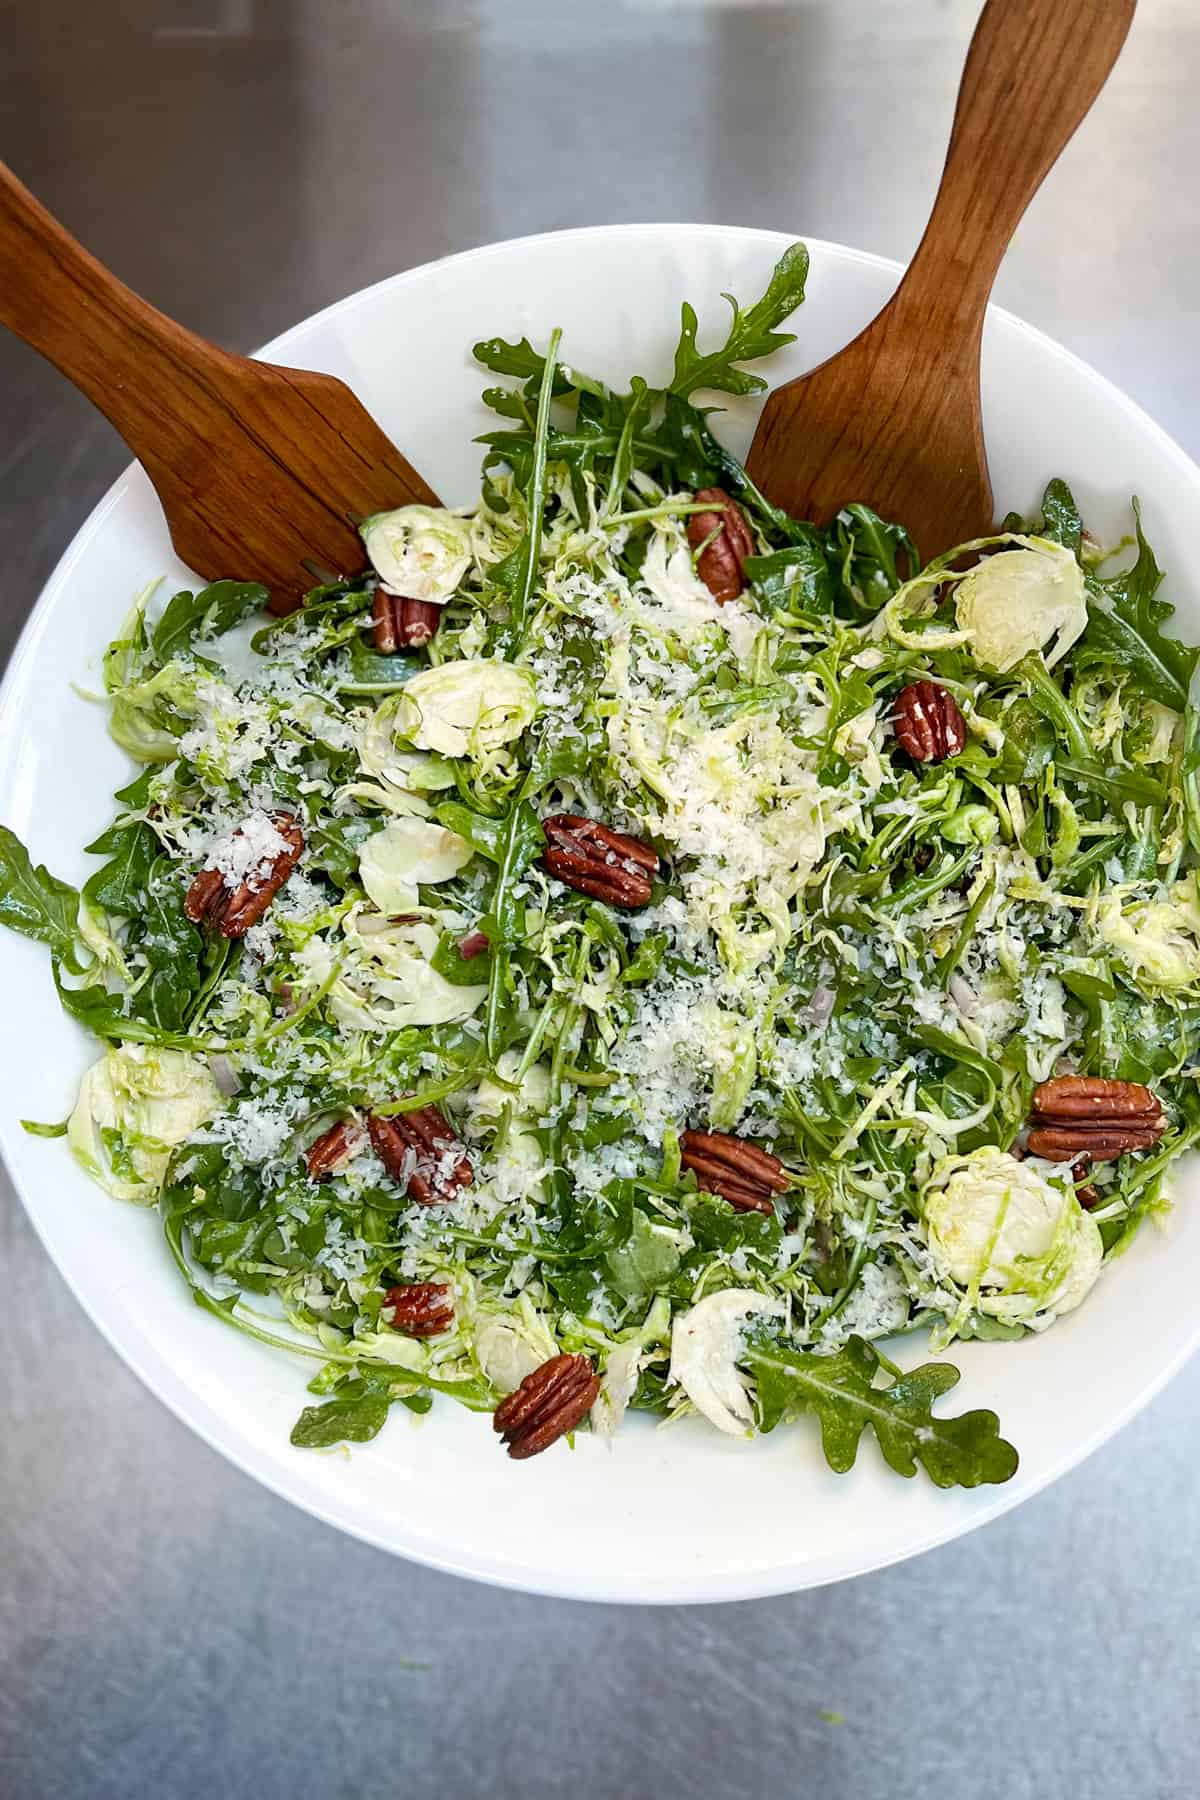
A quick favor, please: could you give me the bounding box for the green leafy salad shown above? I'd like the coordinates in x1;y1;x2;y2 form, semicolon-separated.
5;242;1200;1487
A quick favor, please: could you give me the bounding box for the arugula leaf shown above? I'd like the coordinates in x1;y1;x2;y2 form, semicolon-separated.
747;1337;1018;1488
669;242;808;399
522;733;601;796
0;825;84;970
114;767;155;811
1056;758;1164;809
1063;972;1200;1081
992;697;1055;783
249;574;373;654
164;1140;266;1229
491;327;562;654
650;393;808;542
874;845;977;916
473;335;548;381
1015;654;1094;765
908;1025;1005;1094
605;1209;682;1299
52;963;196;1045
829;504;918;609
82;820;158;915
603;375;649;516
130;864;204;1032
1079;502;1197;708
473;335;603;397
697;680;794;728
1038;477;1083;557
306;816;371;888
431;929;493;986
1182;662;1200;857
437;799;544;906
432;801;544;1053
483;800;546;1057
621;932;667;986
153;581;269;663
1003;656;1167;806
290;1380;392;1448
645;390;723;491
434;801;506;862
743;536;836;620
686;1198;781;1257
336;639;420;695
396;1392;434;1416
934;875;995;990
544;1176;635;1260
480;385;530;422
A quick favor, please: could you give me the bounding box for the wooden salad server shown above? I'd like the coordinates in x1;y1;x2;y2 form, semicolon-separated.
0;159;438;614
746;0;1137;560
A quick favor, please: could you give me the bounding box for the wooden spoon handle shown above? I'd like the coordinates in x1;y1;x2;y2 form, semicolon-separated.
0;159;231;447
898;0;1136;324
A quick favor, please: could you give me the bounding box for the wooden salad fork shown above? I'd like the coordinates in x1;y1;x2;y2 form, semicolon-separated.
0;159;438;614
746;0;1137;560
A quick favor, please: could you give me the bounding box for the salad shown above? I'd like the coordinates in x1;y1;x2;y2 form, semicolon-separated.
4;242;1200;1488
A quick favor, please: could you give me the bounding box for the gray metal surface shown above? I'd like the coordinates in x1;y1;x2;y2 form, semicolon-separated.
2;3;1197;1795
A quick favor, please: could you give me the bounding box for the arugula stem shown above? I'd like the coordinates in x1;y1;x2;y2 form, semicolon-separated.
812;1189;878;1330
874;846;976;914
606;501;717;529
548;937;591;1110
935;876;995;989
500;327;560;655
371;1058;485;1114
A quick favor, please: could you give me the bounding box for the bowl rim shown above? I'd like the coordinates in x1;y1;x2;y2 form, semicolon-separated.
5;220;1200;1603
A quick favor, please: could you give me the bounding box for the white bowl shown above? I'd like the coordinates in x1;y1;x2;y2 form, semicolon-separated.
3;224;1199;1603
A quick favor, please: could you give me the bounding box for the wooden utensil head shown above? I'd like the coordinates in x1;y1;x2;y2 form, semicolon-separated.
747;300;994;564
0;157;438;615
746;0;1136;562
138;354;439;613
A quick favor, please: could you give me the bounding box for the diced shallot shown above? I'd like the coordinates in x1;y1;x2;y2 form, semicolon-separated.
803;986;835;1027
207;1053;241;1097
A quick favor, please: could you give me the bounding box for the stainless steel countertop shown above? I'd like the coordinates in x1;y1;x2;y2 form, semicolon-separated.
2;4;1198;1795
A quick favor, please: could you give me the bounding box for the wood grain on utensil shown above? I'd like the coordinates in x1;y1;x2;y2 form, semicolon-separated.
0;160;438;613
746;0;1136;560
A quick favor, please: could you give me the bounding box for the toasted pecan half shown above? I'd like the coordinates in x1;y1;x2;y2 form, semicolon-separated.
1027;1076;1165;1161
541;814;658;909
383;1281;455;1338
680;1129;788;1216
492;1353;600;1460
686;488;755;604
184;813;305;939
367;1103;473;1204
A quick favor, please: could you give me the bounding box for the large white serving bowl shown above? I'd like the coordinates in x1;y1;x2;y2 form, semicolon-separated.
2;224;1199;1603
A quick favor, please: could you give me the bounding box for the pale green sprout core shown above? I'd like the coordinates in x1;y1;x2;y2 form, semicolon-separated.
923;1147;1103;1329
361;504;474;603
69;1046;222;1203
1095;877;1200;991
358;817;473;913
391;660;537;758
954;539;1087;673
668;1290;786;1436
